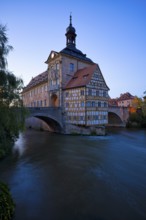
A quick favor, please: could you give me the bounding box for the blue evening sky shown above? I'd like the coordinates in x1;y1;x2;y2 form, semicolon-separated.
1;0;146;98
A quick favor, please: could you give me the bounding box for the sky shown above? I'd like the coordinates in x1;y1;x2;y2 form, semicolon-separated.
1;0;146;98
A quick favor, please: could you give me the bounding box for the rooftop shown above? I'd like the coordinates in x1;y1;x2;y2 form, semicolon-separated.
118;92;134;101
23;71;48;92
60;46;93;63
64;64;97;89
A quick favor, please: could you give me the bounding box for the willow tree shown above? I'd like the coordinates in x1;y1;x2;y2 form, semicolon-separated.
0;24;26;159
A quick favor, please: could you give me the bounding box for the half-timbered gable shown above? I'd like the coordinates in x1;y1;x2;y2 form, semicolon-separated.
64;64;109;126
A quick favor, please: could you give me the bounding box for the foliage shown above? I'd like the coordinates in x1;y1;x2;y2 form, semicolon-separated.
127;92;146;128
0;24;26;159
0;182;15;220
131;96;143;109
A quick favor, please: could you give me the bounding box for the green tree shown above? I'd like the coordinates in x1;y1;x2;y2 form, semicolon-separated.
0;182;15;220
0;24;26;159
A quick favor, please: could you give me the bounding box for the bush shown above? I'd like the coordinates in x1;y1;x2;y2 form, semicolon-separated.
127;112;146;128
0;182;15;220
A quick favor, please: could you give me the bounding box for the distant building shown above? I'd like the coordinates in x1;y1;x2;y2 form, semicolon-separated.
22;16;109;129
117;92;134;107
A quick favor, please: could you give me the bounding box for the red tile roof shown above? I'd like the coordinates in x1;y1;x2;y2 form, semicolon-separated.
22;71;48;92
64;64;97;89
118;92;134;101
108;98;118;106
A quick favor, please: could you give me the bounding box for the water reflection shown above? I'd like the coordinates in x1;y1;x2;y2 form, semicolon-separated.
13;133;25;157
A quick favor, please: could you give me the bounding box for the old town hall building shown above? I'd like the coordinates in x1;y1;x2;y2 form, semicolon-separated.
22;16;109;132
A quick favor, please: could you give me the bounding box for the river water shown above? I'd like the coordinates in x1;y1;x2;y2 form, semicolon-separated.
0;128;146;220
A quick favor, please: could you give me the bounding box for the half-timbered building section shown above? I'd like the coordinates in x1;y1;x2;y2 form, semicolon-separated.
64;64;109;126
22;71;48;107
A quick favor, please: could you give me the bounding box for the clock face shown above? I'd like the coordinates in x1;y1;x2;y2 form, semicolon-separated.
51;53;54;58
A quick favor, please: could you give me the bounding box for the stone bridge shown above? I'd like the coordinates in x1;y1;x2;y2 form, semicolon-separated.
108;106;129;126
26;106;129;132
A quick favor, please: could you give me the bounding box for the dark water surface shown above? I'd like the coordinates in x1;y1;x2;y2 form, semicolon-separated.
0;128;146;220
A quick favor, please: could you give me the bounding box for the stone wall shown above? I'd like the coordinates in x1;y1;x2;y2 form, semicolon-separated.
64;124;106;135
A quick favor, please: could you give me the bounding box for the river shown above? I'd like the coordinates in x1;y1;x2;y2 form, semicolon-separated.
0;128;146;220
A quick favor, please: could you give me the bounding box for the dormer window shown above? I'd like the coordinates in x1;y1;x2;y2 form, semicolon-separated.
72;76;77;80
83;74;89;79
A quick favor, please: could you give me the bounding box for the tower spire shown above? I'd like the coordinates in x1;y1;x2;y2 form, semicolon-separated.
65;14;77;48
70;13;72;26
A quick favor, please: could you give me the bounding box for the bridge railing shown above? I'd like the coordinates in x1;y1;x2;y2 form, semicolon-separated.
27;107;62;115
27;107;62;112
27;107;63;121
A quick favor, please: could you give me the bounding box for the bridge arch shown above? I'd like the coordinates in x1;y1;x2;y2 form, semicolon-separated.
108;106;129;126
108;112;123;126
34;115;63;133
26;107;64;133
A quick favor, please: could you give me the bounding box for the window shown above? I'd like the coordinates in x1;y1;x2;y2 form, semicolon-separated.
65;92;69;97
80;116;84;120
80;90;84;96
86;101;91;107
88;89;92;96
56;63;59;70
99;90;103;96
95;115;99;120
66;102;69;107
103;91;107;97
81;101;84;107
70;63;74;72
96;90;99;96
98;102;101;107
103;115;107;120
